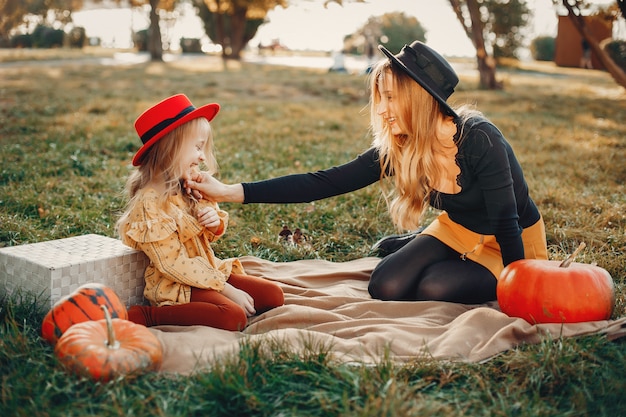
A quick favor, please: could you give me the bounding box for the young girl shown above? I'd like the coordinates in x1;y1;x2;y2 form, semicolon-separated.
117;94;284;331
185;41;548;305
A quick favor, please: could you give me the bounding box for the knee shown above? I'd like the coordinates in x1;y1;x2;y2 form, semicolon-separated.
368;267;398;301
414;278;450;302
415;274;497;304
269;283;285;307
257;286;285;313
220;307;248;331
212;300;249;330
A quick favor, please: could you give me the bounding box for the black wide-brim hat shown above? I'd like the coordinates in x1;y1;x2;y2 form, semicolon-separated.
132;94;220;166
378;41;459;118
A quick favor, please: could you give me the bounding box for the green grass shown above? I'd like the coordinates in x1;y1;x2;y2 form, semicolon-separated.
1;50;625;416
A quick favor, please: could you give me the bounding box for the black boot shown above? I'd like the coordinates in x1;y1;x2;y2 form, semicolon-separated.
370;228;424;257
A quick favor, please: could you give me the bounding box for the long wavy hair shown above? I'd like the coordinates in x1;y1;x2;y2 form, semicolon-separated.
369;59;471;230
116;118;217;235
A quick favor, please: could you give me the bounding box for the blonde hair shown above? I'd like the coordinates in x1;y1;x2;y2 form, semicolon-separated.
116;118;217;235
369;60;465;230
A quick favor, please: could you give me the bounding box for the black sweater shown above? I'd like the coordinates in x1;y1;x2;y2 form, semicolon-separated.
242;117;541;266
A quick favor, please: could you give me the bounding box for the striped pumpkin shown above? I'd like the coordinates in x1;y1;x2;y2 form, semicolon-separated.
41;283;128;345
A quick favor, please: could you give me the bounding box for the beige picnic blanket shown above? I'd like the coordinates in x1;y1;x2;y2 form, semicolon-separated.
150;256;626;374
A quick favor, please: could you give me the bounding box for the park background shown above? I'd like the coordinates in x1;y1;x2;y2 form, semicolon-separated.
1;0;626;416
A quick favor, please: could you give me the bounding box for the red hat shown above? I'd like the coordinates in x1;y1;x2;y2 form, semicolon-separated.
132;94;220;166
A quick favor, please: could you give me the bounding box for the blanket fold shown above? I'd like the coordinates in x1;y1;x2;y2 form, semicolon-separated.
150;256;626;374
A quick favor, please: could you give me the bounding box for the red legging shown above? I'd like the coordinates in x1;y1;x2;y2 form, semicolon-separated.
127;273;284;331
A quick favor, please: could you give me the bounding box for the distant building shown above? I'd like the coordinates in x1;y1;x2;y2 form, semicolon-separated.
554;15;612;70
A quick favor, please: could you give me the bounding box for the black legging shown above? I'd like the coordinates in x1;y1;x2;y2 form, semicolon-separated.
369;235;497;304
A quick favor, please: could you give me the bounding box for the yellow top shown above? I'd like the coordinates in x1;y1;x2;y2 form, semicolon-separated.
119;188;244;306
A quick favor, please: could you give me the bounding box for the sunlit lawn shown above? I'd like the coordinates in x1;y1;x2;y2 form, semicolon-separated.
1;49;625;416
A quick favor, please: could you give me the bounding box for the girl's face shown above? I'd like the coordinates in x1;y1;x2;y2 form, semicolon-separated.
179;126;207;180
376;72;403;136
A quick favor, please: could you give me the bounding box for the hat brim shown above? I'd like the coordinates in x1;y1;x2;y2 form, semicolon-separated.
132;103;219;166
378;45;458;118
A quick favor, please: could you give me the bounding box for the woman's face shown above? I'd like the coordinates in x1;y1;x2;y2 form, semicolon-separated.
376;72;403;136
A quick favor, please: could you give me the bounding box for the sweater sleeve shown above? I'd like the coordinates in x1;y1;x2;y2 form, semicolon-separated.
242;147;382;203
470;122;525;265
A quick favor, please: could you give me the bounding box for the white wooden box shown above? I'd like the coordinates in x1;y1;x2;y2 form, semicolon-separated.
0;234;149;308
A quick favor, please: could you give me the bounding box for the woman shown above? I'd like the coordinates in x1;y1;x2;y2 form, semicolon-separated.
186;41;548;304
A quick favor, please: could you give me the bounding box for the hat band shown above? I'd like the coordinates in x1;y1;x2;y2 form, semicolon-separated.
140;105;195;144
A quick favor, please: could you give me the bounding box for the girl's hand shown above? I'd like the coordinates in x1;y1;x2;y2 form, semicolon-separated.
196;206;222;233
222;283;256;317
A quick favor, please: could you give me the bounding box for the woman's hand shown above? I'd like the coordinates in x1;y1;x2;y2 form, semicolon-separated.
222;283;256;317
185;172;245;203
196;206;222;233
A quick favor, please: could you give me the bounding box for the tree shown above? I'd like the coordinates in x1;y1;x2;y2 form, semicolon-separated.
0;0;83;41
124;0;178;62
449;0;501;89
192;0;287;61
344;12;426;58
448;0;531;89
378;12;427;54
484;0;530;59
84;0;177;61
1;0;36;40
558;0;626;89
343;15;383;57
191;0;366;62
0;0;169;60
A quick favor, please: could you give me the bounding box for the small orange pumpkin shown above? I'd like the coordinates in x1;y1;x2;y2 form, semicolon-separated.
55;305;162;381
41;283;128;345
497;243;615;324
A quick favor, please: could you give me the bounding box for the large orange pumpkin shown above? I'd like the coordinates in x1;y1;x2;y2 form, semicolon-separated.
55;306;162;381
497;244;615;324
41;283;128;345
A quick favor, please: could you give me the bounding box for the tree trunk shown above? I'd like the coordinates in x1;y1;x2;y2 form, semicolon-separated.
228;6;248;60
449;0;472;39
466;0;500;89
148;0;163;62
448;0;501;90
562;0;626;89
214;12;229;68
